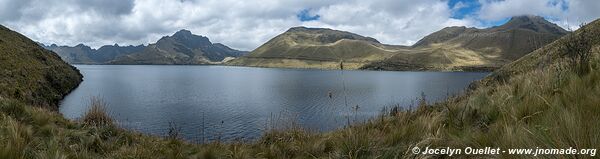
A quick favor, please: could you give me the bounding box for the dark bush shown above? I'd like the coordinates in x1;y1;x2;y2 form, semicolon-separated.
561;23;592;75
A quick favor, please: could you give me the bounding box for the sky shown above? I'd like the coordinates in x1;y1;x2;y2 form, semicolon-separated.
0;0;599;51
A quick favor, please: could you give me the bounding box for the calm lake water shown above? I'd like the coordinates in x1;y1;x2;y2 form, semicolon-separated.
60;65;488;142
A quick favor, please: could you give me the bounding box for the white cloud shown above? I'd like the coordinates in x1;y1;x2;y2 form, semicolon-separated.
477;0;600;30
1;0;599;51
0;0;473;50
304;0;473;46
452;1;469;10
562;0;600;30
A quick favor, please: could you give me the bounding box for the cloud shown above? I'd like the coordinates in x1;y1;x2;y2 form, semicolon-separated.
297;9;320;22
477;0;600;30
0;0;473;50
0;0;598;51
562;0;600;30
477;0;565;21
452;1;469;10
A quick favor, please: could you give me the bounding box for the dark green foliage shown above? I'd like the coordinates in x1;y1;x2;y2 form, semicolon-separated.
561;23;594;75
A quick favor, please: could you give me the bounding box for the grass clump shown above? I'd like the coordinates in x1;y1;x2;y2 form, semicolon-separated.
81;97;112;126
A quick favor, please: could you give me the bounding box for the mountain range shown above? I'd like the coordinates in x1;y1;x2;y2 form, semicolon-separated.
0;25;82;108
111;30;247;65
41;15;568;71
42;30;247;65
362;15;568;71
230;15;568;71
40;43;145;64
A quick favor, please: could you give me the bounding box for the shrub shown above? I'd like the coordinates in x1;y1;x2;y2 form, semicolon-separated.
561;23;593;75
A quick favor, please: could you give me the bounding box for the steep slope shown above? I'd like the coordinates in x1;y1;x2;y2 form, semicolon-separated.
0;25;82;109
111;30;247;65
41;43;144;64
481;18;600;86
362;15;568;71
227;27;403;69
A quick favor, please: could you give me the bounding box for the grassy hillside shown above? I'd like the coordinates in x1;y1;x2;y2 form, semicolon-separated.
362;15;567;71
228;27;402;69
1;19;599;158
233;16;566;71
0;25;82;109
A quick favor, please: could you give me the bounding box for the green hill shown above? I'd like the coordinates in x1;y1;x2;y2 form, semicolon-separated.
0;25;82;109
227;27;403;69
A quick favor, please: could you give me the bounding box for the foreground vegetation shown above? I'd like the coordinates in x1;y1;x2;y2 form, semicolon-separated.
1;20;600;158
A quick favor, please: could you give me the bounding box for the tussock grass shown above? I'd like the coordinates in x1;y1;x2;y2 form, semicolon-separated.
82;97;112;126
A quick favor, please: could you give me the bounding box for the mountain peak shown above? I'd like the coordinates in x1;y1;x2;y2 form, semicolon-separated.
74;44;92;50
282;26;380;44
504;15;548;26
510;15;544;21
159;29;212;48
493;15;568;34
174;29;193;36
289;26;307;30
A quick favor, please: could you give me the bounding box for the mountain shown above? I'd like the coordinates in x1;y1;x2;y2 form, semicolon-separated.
362;15;568;71
227;27;404;69
0;25;82;108
482;17;600;86
94;44;147;62
41;43;96;64
229;16;566;71
41;43;145;64
110;30;247;65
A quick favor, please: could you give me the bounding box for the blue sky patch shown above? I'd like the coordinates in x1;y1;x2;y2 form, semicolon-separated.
448;0;481;19
297;9;320;21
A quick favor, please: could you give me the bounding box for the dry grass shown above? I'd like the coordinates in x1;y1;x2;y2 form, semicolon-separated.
81;97;112;126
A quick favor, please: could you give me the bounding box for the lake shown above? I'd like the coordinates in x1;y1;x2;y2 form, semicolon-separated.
59;65;488;142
